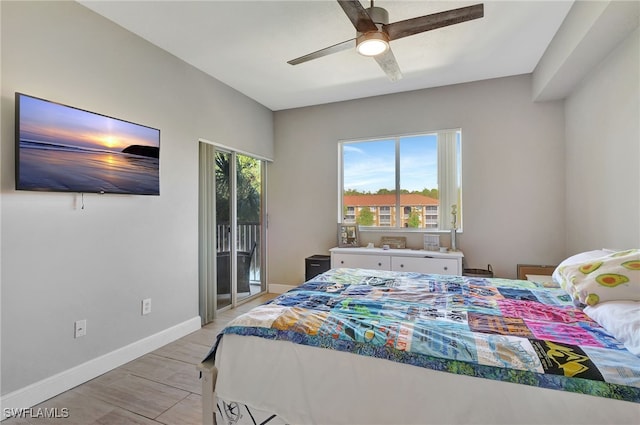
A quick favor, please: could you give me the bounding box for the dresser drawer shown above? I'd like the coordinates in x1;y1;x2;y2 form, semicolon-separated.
331;253;390;270
391;256;458;275
330;247;463;276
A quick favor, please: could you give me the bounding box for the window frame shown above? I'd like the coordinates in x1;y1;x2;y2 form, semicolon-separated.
338;129;462;233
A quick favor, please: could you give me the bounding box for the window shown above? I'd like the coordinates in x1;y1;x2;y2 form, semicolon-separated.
379;206;391;226
344;206;356;223
340;130;462;231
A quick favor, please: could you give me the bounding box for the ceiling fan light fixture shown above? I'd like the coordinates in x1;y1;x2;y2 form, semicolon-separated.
356;32;389;56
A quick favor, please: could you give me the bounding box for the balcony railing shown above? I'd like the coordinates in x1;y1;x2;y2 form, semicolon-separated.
217;222;260;282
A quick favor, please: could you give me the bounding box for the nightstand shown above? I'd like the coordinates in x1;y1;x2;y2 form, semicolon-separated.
305;255;331;281
516;264;557;280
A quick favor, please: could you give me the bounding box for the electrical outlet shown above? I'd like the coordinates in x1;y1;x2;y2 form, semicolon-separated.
142;298;152;315
74;320;86;338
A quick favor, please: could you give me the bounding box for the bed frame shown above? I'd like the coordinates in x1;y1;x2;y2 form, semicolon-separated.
199;337;640;425
197;359;217;425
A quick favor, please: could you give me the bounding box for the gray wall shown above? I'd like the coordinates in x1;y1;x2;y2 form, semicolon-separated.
565;28;640;253
270;74;566;285
1;1;273;395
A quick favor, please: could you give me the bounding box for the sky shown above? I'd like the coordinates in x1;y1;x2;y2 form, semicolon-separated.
343;133;439;193
18;94;160;153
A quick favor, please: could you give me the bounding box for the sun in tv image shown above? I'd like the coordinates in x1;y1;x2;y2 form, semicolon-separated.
16;93;160;195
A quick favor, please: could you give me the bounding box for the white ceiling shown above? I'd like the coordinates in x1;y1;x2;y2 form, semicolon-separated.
78;0;574;111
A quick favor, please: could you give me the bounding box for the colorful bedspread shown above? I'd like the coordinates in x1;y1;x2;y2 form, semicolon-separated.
211;268;640;403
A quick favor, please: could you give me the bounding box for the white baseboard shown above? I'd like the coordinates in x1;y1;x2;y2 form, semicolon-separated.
0;316;201;420
268;284;295;294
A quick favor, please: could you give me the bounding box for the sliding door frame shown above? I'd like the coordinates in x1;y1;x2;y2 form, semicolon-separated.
198;139;270;323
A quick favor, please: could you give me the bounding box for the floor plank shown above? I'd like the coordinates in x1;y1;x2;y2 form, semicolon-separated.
4;293;275;425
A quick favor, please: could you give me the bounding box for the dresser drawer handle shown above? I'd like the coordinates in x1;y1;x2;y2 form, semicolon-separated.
340;260;344;264
378;262;382;266
444;266;448;271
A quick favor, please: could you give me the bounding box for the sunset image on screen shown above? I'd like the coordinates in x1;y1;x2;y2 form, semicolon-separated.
16;94;160;195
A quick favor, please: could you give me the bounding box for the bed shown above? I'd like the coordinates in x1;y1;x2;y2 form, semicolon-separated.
199;250;640;425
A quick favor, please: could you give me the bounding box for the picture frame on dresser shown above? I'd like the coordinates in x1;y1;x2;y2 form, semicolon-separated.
337;223;359;247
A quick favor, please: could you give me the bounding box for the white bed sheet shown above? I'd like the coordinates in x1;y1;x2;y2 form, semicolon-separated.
214;334;640;425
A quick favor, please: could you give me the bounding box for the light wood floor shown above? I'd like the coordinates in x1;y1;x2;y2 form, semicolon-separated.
4;293;277;425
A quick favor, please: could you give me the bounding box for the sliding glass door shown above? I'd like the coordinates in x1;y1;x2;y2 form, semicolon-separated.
234;154;263;302
215;150;233;309
215;150;264;308
200;142;266;322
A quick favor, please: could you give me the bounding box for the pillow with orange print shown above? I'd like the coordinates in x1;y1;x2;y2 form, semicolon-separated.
556;249;640;306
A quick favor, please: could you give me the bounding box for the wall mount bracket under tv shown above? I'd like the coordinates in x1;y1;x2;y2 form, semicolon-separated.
15;92;160;195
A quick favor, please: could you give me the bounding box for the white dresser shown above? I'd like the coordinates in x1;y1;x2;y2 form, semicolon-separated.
329;247;464;275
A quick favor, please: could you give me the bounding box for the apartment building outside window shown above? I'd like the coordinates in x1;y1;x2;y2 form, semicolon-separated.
344;206;356;223
339;129;462;231
379;206;391;226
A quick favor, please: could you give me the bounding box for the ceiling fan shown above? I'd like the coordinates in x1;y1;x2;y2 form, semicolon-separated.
288;0;484;81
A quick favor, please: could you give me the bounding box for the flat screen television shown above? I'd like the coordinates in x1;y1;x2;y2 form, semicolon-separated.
15;92;160;195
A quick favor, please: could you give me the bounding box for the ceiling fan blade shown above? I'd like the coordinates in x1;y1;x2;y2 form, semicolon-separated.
374;48;402;82
385;4;484;41
337;0;378;33
288;39;356;65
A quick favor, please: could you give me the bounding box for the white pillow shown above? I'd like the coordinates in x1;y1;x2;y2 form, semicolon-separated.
584;301;640;355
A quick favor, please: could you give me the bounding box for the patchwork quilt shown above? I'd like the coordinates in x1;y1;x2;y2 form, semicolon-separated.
210;268;640;403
